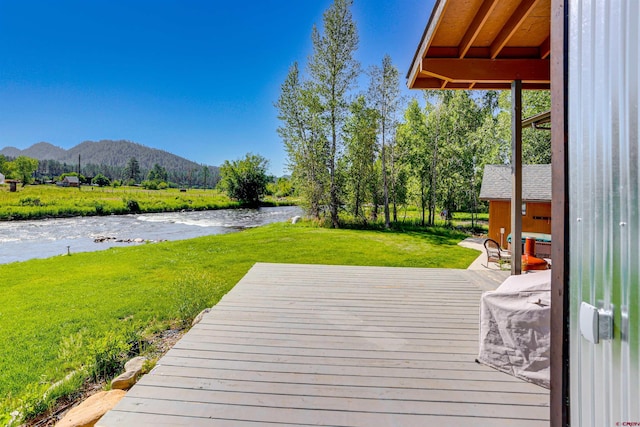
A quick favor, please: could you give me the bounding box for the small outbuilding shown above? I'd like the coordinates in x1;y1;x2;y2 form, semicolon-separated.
480;164;551;250
61;176;80;187
6;179;18;192
0;172;4;184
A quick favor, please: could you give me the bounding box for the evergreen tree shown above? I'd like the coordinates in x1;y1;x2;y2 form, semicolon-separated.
123;157;140;183
147;163;168;182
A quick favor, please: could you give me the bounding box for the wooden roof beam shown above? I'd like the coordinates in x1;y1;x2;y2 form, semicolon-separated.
421;58;550;82
412;77;446;89
412;78;549;90
490;0;543;59
458;0;500;58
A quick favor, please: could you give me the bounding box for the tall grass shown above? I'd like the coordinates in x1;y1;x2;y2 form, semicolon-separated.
0;185;251;220
337;210;489;234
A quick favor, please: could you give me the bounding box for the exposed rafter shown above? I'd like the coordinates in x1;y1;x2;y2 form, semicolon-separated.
490;0;544;58
458;0;500;58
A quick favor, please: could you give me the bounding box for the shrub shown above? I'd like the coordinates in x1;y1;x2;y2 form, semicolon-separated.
18;197;41;206
92;174;111;187
86;330;135;382
141;180;158;190
218;153;269;207
125;199;140;213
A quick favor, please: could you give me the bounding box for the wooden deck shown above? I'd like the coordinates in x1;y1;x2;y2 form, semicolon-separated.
98;263;549;426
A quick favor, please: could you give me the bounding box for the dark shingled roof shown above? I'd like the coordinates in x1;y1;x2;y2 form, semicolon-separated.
480;164;551;202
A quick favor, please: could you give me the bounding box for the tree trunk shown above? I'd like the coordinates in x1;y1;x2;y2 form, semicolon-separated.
354;180;361;218
420;176;426;226
391;147;398;222
429;150;438;226
330;111;339;228
428;121;440;226
382;141;390;229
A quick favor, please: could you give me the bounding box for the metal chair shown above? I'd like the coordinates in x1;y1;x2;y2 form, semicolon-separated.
484;238;511;268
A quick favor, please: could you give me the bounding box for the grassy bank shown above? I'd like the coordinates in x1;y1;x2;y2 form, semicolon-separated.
0;221;479;423
0;184;296;220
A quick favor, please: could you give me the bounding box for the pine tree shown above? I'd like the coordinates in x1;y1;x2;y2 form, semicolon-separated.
123;157;140;183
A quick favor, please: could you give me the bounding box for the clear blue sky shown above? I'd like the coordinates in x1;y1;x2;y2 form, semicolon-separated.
0;0;434;175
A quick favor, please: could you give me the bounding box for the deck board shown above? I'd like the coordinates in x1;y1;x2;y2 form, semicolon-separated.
98;263;548;426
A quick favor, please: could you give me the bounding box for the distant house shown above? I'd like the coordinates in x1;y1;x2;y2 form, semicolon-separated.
479;164;551;249
60;176;80;187
0;172;4;184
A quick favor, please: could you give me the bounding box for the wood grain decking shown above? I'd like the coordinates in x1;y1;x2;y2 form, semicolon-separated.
98;263;549;426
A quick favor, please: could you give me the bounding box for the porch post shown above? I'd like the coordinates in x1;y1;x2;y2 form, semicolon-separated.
550;0;570;424
511;80;523;275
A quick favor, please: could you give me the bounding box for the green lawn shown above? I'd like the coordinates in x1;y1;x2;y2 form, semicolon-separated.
0;221;479;423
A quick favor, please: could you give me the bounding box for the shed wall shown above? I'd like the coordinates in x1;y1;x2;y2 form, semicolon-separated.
568;0;640;425
488;201;551;246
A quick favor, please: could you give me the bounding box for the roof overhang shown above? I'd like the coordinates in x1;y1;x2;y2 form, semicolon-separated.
522;109;551;129
407;0;551;90
481;197;552;203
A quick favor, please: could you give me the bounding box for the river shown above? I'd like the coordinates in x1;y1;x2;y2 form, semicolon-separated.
0;206;303;264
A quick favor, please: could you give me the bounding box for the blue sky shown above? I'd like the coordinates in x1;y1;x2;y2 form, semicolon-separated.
0;0;434;175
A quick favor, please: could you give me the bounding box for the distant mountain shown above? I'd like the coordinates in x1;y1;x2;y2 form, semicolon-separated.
17;142;68;160
0;146;24;158
0;140;212;171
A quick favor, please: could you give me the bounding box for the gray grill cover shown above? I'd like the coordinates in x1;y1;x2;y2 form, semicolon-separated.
477;270;551;389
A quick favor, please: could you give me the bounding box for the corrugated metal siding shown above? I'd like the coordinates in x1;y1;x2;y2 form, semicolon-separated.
569;0;640;425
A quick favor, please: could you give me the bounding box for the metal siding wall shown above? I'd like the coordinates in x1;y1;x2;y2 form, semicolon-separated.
569;0;640;425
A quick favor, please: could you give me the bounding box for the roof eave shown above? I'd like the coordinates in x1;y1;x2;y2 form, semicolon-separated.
406;0;447;88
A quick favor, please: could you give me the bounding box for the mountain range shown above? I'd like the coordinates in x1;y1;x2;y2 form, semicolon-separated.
0;140;212;171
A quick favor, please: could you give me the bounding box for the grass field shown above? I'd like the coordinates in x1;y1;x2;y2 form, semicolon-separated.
0;221;480;423
0;184;252;220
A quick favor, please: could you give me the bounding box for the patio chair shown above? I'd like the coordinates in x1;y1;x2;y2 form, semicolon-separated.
484;238;511;268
